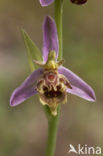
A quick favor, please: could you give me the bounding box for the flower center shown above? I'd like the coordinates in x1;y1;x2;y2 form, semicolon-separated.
47;73;55;82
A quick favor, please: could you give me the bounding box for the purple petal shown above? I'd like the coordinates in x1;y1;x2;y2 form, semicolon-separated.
59;66;96;102
39;0;54;6
43;16;59;62
10;68;43;106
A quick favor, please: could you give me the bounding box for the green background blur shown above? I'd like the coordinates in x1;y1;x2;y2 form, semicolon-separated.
0;0;103;155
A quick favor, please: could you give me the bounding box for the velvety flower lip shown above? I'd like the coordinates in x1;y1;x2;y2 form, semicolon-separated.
10;16;96;110
43;16;59;62
39;0;55;7
10;68;43;106
59;66;96;102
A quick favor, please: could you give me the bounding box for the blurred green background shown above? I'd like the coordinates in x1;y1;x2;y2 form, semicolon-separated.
0;0;103;155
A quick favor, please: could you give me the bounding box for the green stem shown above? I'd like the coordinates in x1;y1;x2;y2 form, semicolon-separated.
55;0;63;60
46;107;61;156
46;0;63;156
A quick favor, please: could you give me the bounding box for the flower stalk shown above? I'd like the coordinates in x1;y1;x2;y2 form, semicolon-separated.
46;106;61;156
46;0;63;156
55;0;63;60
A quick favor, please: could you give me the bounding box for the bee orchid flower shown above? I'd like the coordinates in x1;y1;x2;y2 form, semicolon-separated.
10;16;96;116
39;0;87;7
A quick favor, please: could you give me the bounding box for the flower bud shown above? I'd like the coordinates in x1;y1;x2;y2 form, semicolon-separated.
70;0;87;5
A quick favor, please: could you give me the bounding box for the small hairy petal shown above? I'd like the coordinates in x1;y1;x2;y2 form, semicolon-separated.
59;66;96;102
43;16;59;62
39;0;54;6
10;68;43;106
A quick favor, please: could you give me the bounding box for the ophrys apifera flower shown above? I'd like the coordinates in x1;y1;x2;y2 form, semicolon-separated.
10;16;96;116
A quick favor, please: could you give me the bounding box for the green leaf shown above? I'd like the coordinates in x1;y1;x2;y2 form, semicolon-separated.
21;29;42;72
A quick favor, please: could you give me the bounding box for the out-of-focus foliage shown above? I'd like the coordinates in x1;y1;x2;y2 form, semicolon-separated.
0;0;103;155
